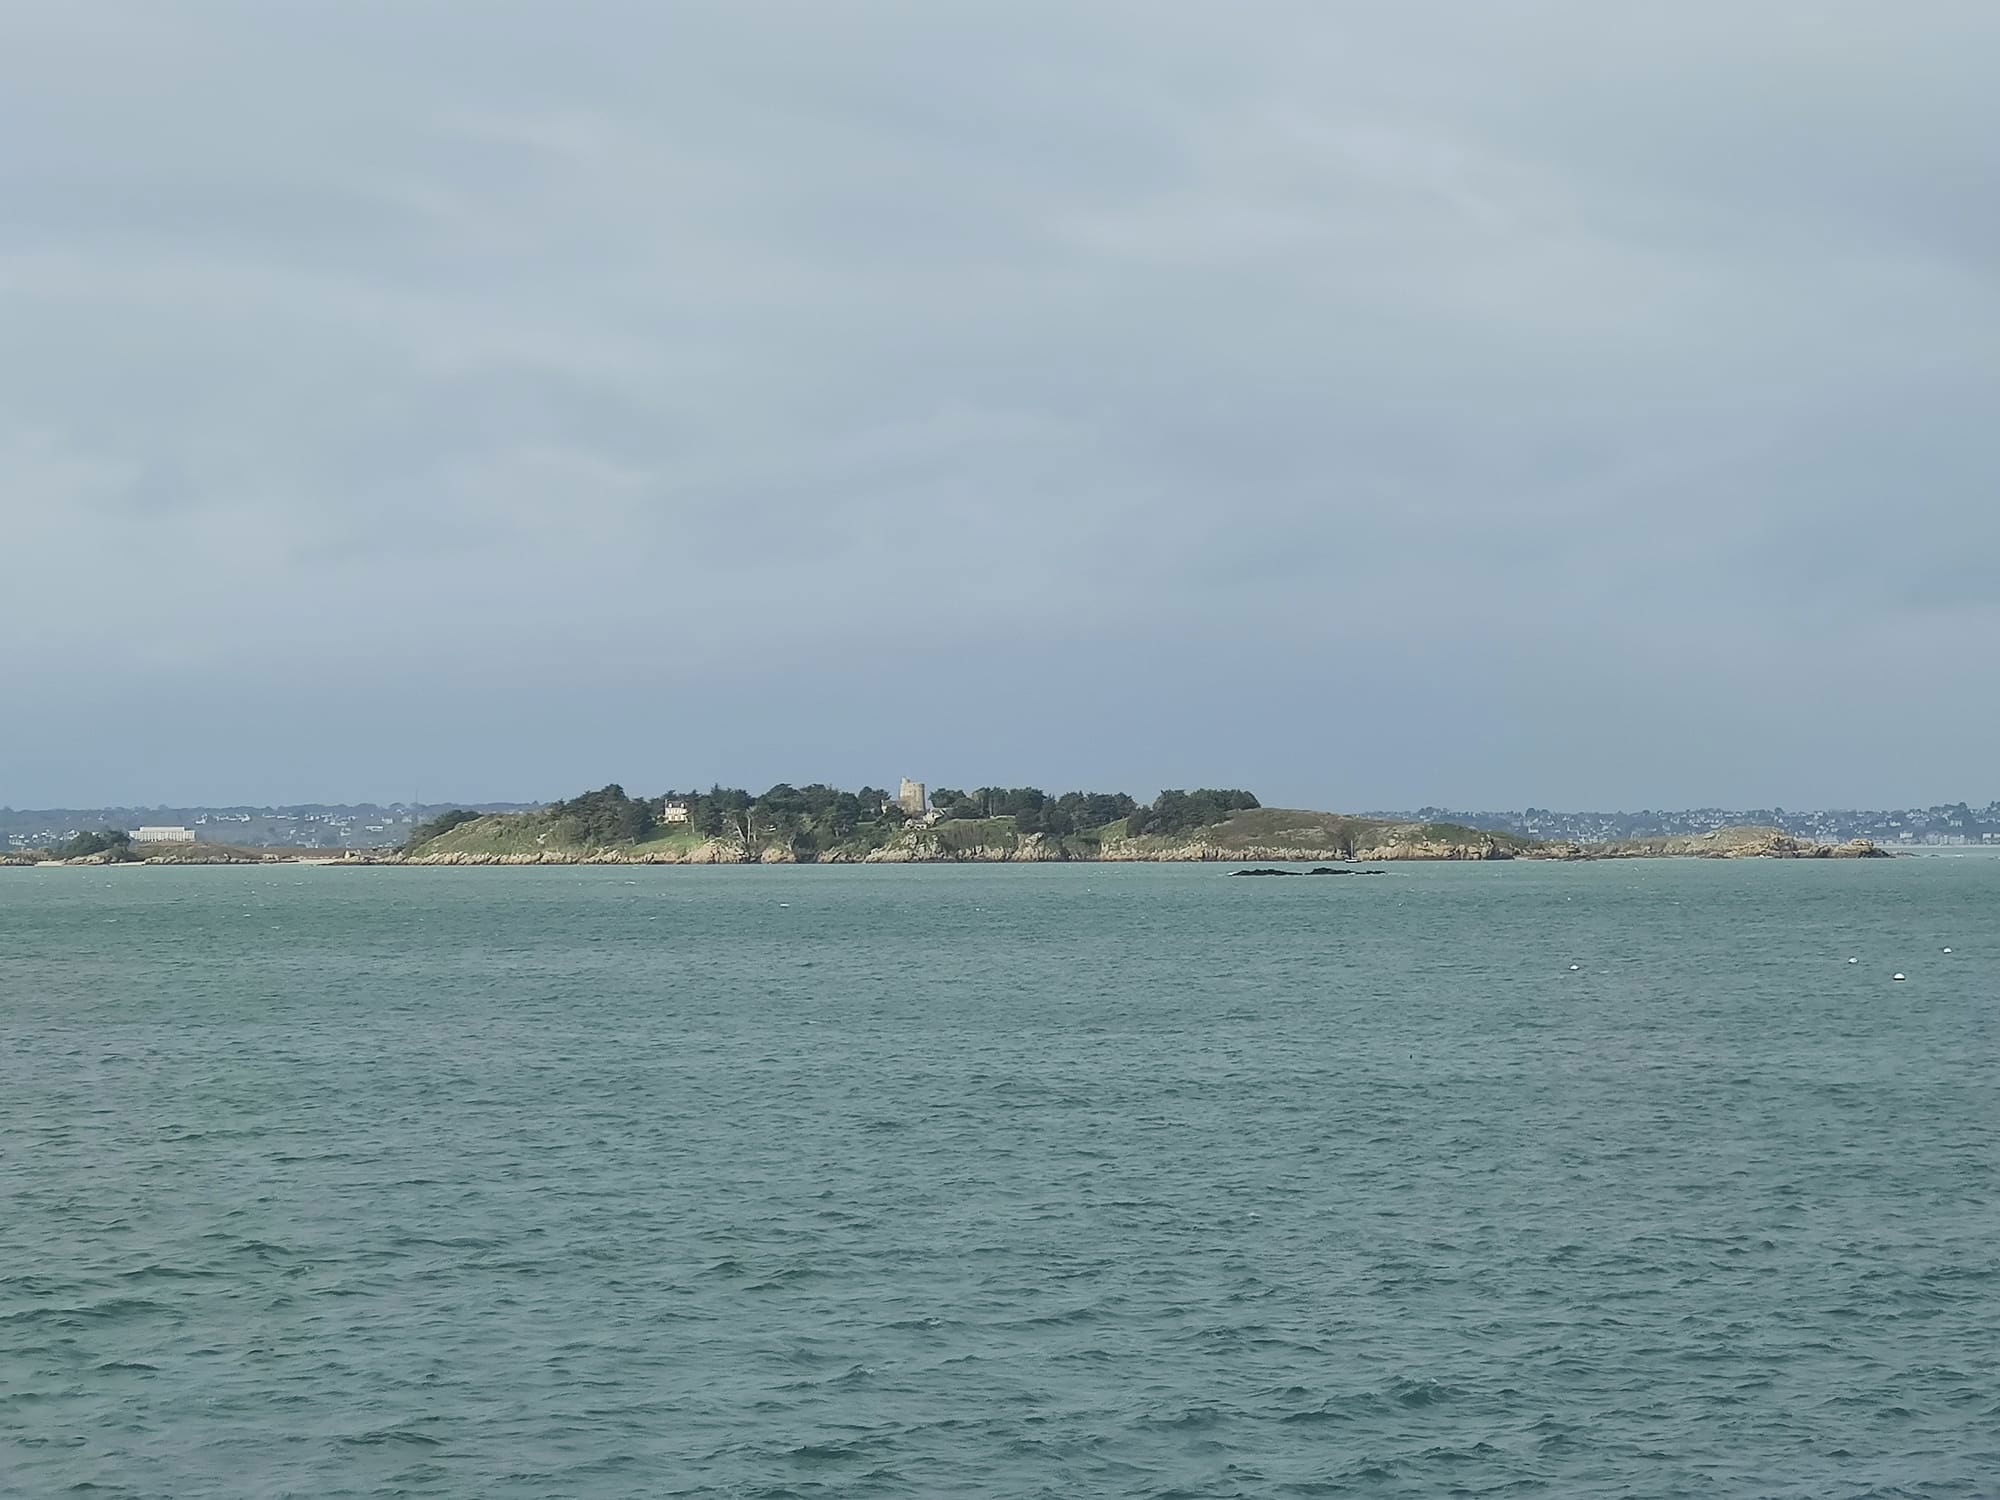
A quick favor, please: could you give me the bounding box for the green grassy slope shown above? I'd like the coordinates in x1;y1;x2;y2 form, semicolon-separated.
405;811;579;858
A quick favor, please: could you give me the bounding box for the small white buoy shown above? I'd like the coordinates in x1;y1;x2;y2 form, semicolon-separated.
1848;957;1859;964
778;902;790;908
1893;973;1906;982
1569;964;1580;971
1943;947;1952;954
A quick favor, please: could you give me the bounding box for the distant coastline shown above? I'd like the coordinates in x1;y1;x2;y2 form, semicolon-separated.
5;815;1891;868
3;782;1896;868
10;791;1985;859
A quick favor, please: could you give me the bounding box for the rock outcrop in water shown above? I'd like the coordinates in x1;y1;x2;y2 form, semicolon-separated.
1229;866;1378;876
1559;828;1892;860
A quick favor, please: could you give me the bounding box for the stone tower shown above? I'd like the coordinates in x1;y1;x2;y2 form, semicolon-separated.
898;778;927;815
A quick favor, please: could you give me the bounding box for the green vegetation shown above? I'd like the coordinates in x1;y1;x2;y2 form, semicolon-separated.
928;816;1024;855
549;785;657;845
403;810;572;859
395;782;1537;863
403;808;482;850
663;784;1152;855
44;828;135;861
1118;807;1530;859
688;784;877;854
1124;789;1261;837
931;788;1140;836
405;782;1258;859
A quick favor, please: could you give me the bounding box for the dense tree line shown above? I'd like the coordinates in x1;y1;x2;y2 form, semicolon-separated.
659;783;1258;848
406;782;1266;854
550;784;658;845
667;784;889;853
930;788;1141;837
1125;788;1261;837
44;828;135;861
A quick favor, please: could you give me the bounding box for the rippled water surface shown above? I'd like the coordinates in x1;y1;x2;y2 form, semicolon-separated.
3;859;1998;1496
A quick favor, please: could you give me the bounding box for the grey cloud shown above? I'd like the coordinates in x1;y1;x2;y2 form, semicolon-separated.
3;2;1997;807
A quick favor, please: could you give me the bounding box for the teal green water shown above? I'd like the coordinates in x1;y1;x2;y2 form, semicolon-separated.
3;860;1997;1497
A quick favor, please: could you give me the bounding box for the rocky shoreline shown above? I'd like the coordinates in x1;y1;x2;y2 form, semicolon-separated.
5;831;1891;868
384;828;1892;865
1539;832;1891;860
392;831;1537;865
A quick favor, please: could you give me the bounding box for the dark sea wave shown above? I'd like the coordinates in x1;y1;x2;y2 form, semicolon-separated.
3;860;1997;1496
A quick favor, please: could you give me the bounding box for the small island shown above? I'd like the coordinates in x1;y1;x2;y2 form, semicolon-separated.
390;784;1540;865
3;782;1893;867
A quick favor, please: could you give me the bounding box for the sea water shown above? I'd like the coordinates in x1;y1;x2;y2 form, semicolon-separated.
2;859;1996;1496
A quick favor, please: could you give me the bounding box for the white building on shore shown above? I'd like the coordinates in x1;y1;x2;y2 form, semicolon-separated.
132;826;197;844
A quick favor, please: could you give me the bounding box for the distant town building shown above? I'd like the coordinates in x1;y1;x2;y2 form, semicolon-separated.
132;826;197;844
897;779;927;816
661;798;691;825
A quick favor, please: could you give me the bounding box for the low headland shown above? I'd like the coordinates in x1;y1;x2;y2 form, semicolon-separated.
4;783;1890;866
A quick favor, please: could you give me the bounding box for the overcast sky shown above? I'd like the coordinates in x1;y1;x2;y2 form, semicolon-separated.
4;2;1996;809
